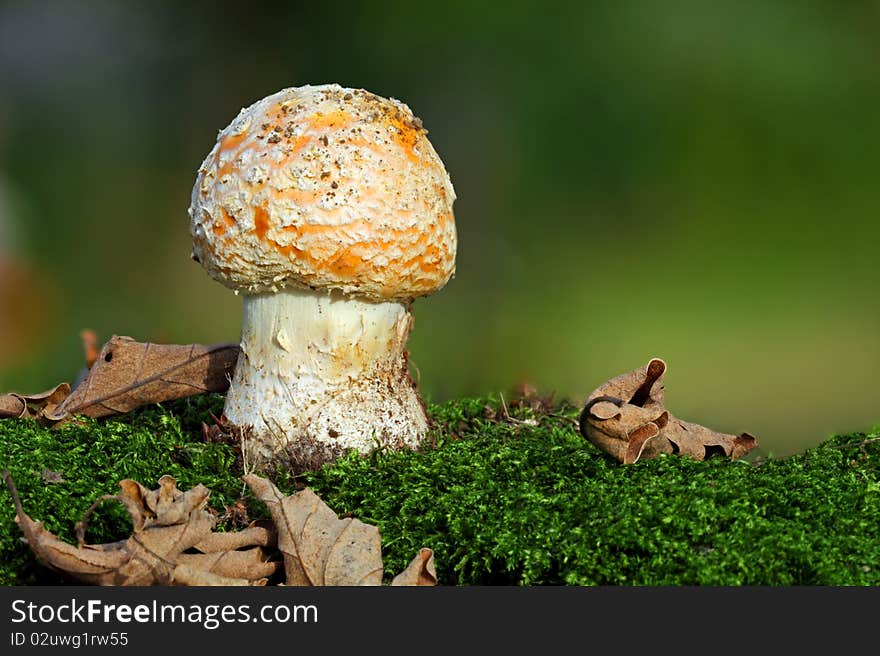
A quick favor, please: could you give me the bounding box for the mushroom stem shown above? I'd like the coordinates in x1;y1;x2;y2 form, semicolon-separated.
224;287;427;471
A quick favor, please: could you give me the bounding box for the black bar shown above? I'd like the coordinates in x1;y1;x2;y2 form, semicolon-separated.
1;585;877;652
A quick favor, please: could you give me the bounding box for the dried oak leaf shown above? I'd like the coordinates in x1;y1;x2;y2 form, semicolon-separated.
243;474;436;586
0;383;70;420
44;335;239;424
3;471;277;586
243;474;382;585
579;358;757;464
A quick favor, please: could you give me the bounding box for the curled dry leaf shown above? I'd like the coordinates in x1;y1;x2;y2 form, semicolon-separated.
3;471;277;586
0;383;71;420
579;358;757;464
113;475;212;532
45;335;239;423
391;547;437;586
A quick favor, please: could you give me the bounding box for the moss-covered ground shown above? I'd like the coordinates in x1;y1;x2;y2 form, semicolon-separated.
1;393;878;586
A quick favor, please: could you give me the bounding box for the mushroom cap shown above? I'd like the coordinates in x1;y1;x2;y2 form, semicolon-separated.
189;84;457;302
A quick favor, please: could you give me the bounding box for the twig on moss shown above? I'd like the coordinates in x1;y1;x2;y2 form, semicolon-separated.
498;393;538;427
75;494;122;547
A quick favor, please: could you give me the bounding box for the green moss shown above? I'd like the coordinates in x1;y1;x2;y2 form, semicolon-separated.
0;394;242;586
2;394;879;586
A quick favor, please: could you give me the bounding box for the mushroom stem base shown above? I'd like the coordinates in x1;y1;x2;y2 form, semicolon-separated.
223;288;427;472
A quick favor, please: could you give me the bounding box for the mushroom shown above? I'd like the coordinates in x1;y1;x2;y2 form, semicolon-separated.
188;84;457;472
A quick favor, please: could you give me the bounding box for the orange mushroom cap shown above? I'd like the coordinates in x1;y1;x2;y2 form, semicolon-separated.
189;84;457;302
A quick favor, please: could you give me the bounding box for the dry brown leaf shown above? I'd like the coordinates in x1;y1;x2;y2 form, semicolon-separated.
243;475;437;586
45;335;239;423
391;548;437;586
0;383;71;420
6;467;435;587
113;475;212;532
243;474;384;586
3;471;277;586
579;358;758;464
175;543;278;580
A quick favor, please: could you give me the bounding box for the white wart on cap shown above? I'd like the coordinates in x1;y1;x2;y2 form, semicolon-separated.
189;84;457;472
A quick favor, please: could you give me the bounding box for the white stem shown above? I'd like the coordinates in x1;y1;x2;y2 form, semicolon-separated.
223;287;428;471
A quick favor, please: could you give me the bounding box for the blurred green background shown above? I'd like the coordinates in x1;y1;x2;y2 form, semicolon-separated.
0;1;877;456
